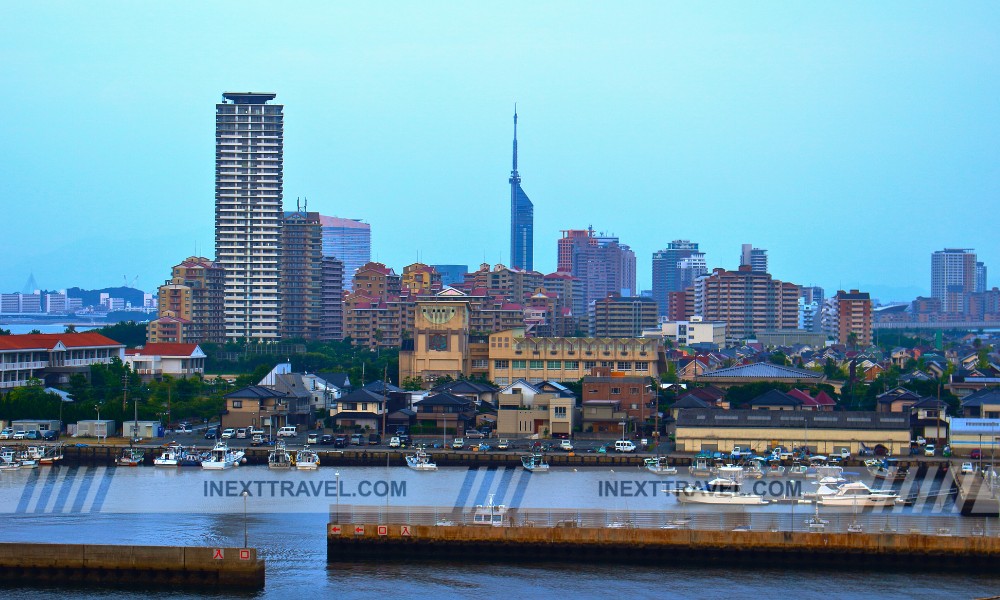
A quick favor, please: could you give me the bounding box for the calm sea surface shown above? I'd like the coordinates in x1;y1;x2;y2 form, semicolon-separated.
0;465;999;599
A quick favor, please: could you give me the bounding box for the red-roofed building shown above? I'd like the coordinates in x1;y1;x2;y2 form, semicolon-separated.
124;343;207;380
0;333;125;390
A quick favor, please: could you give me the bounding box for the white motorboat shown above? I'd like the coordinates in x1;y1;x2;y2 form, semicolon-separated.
201;441;242;470
471;494;508;527
676;477;769;505
268;440;292;469
153;444;183;467
295;446;321;470
521;453;549;473
645;456;678;475
814;464;845;483
818;481;901;507
689;457;715;477
405;448;437;471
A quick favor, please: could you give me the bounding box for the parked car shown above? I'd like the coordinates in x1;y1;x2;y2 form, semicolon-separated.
221;428;236;439
465;429;485;440
368;433;382;445
924;444;936;457
320;434;334;445
41;430;60;440
496;439;511;451
559;439;574;452
350;433;364;446
962;462;975;474
236;428;248;439
452;438;465;450
306;432;319;444
333;435;348;448
277;426;298;438
250;433;265;446
249;428;264;437
204;427;219;439
388;436;401;448
614;440;637;453
0;428;13;439
12;431;26;440
971;449;983;460
23;430;41;440
397;434;411;447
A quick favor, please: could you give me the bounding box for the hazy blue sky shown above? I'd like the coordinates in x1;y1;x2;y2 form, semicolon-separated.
2;2;998;302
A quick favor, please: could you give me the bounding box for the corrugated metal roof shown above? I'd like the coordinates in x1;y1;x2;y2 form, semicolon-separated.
696;362;824;380
676;409;908;430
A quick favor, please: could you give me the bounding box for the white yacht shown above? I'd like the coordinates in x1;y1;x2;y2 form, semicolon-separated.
818;481;901;507
268;440;292;469
201;441;242;470
153;444;183;467
295;446;320;470
676;478;769;505
471;495;508;527
405;448;437;471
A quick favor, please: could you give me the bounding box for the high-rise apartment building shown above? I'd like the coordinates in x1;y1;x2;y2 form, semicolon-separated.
694;266;800;341
433;265;469;288
147;256;225;344
319;216;371;290
835;289;873;348
740;244;768;273
509;111;533;271
588;295;659;338
976;262;988;293
280;208;323;340
215;92;283;340
320;256;344;341
462;263;543;303
561;229;636;306
652;240;704;318
931;248;977;313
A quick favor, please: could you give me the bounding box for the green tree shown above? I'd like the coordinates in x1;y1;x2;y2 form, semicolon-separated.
401;376;425;391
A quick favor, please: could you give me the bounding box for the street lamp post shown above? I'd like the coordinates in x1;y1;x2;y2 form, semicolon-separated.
241;491;248;548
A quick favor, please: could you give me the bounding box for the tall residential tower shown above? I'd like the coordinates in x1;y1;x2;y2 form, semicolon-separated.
215;92;283;340
509;110;533;271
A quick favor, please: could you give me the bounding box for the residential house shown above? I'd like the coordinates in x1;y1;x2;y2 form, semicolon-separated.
124;343;206;381
223;385;295;432
413;392;477;434
581;399;629;435
960;388;1000;418
496;379;576;437
432;380;499;406
876;387;925;414
582;369;656;424
747;389;802;411
328;388;387;431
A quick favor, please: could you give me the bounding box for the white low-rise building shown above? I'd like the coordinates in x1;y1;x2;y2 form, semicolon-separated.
642;316;726;348
124;343;206;380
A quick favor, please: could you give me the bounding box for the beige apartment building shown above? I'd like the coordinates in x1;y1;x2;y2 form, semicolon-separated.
496;380;576;437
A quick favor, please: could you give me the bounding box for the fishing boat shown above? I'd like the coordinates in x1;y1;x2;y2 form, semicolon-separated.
179;446;205;467
866;459;907;481
817;481;901;507
764;460;786;477
19;446;43;468
644;456;678;475
521;453;550;473
38;444;64;465
786;463;810;477
295;445;320;470
814;464;846;483
153;444;184;467
405;447;437;471
116;447;144;467
0;448;21;471
201;441;242;470
688;457;714;477
471;494;508;527
268;440;292;469
676;477;769;505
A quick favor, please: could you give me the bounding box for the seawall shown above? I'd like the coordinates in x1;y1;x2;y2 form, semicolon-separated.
0;543;264;589
327;523;1000;571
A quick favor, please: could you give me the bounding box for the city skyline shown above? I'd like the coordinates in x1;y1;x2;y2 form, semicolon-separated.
2;3;999;301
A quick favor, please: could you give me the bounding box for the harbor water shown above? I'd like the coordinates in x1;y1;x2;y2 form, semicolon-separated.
1;465;999;599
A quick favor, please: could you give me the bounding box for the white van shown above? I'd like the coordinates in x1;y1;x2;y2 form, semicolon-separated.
614;440;637;453
277;426;298;438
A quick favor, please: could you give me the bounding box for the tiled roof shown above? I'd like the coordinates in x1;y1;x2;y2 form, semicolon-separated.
418;392;472;407
961;387;1000;407
676;409;909;431
225;385;288;399
363;380;403;394
671;397;712;409
748;389;801;407
128;343;203;357
697;362;824;380
0;332;125;351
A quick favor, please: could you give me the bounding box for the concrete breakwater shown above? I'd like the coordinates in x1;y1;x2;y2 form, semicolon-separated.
327;523;1000;571
0;543;265;588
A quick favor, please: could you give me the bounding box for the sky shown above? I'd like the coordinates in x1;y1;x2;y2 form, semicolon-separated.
1;2;998;303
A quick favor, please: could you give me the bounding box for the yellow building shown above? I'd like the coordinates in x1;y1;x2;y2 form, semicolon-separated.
675;409;910;455
488;329;659;387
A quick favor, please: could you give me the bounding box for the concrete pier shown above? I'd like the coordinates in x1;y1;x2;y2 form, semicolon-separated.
0;543;264;589
328;523;1000;571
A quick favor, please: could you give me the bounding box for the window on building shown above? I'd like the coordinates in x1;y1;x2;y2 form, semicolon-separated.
547;361;561;369
635;362;648;372
495;377;508;386
553;406;567;418
584;361;597;370
232;400;242;409
630;387;639;394
564;361;579;369
512;360;526;369
611;387;621;395
529;360;544;370
631;403;638;410
472;359;488;369
617;362;631;371
601;361;613;368
494;360;509;369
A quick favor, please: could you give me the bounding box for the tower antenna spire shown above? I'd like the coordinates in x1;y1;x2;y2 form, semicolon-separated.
511;104;519;178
